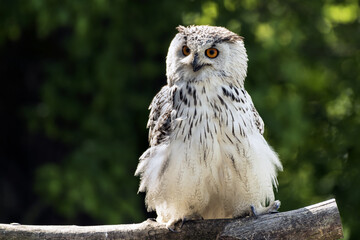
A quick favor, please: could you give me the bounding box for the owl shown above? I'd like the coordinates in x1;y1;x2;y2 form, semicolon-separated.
135;25;283;230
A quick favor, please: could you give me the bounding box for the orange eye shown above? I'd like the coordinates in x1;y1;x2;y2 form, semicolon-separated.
182;46;191;56
205;48;219;58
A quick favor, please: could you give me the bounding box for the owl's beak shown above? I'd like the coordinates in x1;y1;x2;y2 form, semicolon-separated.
191;53;203;72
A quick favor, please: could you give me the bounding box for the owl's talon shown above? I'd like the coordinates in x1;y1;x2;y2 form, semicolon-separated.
180;218;187;228
148;218;157;222
167;227;180;233
250;205;257;217
166;218;181;233
168;227;179;233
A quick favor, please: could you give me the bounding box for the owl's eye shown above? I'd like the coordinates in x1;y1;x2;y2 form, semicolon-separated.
182;46;191;56
205;48;219;58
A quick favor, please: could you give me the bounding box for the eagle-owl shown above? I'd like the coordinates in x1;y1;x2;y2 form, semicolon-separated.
135;25;283;230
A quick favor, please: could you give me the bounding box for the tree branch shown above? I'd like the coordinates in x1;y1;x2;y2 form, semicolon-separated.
0;199;343;240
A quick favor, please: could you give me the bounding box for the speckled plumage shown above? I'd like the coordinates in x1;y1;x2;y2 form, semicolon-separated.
135;25;282;229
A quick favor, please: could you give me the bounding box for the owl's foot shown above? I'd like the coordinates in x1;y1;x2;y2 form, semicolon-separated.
269;200;281;214
166;214;204;232
166;218;182;233
250;200;281;217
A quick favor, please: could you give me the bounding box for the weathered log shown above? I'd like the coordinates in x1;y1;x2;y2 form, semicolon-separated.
0;198;343;240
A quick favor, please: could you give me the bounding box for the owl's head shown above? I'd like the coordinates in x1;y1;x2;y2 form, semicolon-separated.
166;25;248;87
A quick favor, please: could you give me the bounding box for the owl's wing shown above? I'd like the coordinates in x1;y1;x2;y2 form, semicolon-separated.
240;89;265;135
147;85;174;147
250;103;265;135
135;85;175;193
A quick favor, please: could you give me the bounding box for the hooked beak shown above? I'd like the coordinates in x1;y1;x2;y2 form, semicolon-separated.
191;53;203;72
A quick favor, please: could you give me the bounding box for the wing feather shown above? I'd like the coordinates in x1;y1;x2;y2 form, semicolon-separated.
147;86;174;146
250;103;265;135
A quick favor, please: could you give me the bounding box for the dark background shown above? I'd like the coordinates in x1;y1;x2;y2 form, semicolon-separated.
0;0;359;239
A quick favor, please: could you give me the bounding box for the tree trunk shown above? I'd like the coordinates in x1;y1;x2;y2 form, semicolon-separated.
0;198;343;240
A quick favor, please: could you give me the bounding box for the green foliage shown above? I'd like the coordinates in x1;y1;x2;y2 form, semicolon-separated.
1;0;359;238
